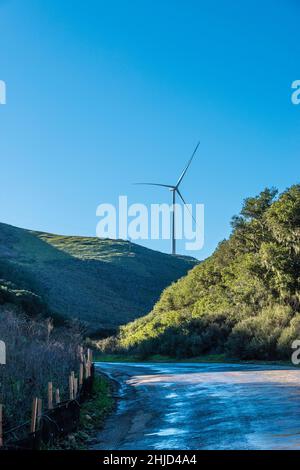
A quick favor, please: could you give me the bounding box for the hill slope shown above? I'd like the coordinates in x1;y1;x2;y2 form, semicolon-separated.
0;223;197;333
112;185;300;360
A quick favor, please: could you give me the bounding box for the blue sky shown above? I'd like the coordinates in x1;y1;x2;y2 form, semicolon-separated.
0;0;299;259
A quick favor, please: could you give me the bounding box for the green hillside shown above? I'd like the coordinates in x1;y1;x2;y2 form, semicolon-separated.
0;223;197;333
110;185;300;360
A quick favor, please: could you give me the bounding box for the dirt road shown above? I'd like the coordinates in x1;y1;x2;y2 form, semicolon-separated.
92;362;300;450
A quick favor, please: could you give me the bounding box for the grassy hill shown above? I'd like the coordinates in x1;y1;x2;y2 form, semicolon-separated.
0;223;197;333
107;185;300;360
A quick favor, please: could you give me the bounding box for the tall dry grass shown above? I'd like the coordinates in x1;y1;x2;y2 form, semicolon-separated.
0;306;84;434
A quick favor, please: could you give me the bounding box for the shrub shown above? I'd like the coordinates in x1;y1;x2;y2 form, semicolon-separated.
277;314;300;358
225;305;293;359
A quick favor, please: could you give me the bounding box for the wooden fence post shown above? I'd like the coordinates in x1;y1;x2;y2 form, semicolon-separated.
55;388;60;405
85;362;89;379
87;348;92;363
31;398;38;433
48;382;53;410
0;404;3;448
69;374;74;400
37;399;42;429
74;378;78;398
79;363;84;386
85;349;93;379
78;345;84;362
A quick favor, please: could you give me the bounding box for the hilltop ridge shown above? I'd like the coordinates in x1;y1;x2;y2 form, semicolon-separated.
0;222;197;333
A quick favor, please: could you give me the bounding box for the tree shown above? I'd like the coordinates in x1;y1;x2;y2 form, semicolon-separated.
240;187;278;221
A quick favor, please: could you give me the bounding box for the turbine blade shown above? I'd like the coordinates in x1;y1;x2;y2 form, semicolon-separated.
176;189;198;227
134;183;175;189
176;141;200;188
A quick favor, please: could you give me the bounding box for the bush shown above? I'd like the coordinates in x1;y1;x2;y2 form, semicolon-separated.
128;312;236;358
277;314;300;358
225;305;293;359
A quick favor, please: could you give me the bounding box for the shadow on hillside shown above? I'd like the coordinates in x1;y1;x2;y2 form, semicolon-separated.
0;223;194;332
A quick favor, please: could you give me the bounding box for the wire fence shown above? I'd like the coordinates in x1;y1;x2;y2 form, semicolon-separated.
0;348;95;450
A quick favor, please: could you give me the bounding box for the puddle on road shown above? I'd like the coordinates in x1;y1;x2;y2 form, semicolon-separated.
165;411;186;424
166;393;178;399
147;427;187;437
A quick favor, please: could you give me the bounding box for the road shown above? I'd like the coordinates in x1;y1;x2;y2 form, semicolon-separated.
92;362;300;450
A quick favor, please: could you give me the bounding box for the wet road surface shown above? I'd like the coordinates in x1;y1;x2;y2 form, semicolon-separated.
92;362;300;450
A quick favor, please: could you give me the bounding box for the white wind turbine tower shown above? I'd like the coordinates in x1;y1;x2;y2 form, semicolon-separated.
135;142;200;255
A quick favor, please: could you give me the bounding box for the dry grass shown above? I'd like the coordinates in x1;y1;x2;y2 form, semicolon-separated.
0;306;83;433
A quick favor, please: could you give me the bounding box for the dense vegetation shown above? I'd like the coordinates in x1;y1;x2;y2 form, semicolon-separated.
0;223;196;333
100;185;300;360
0;306;82;433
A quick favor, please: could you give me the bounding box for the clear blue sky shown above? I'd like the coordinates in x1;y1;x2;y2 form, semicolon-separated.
0;0;299;259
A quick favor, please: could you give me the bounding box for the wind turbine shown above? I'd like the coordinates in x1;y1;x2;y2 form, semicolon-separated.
135;142;200;255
